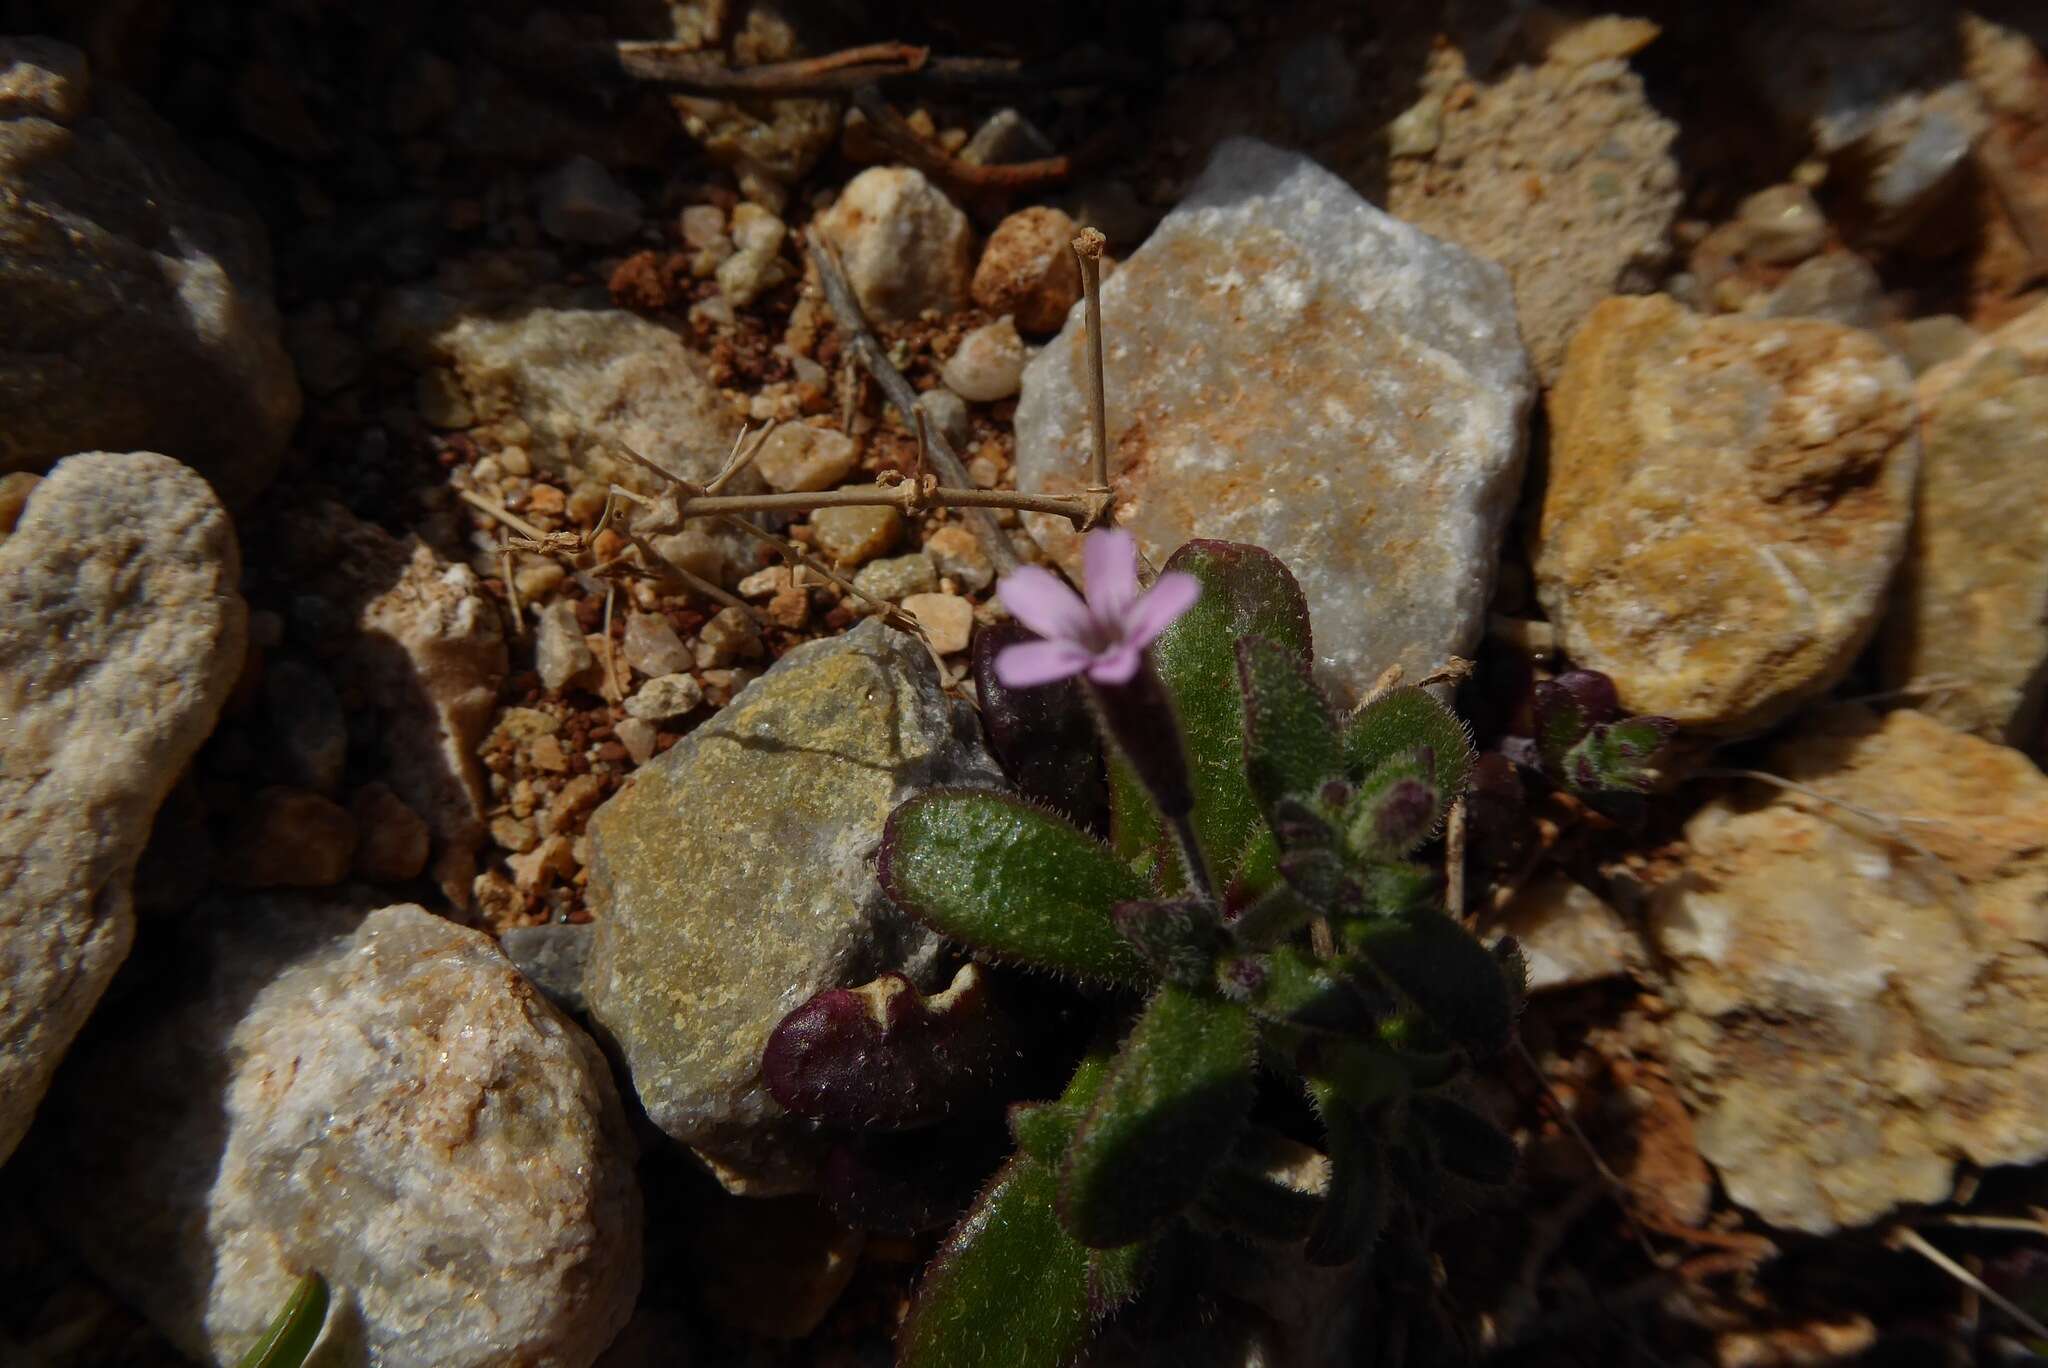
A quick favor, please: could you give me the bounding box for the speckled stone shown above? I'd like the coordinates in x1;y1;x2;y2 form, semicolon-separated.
1014;138;1533;700
1533;294;1918;734
33;898;641;1366
812;166;973;323
1882;298;2048;745
809;501;902;568
584;620;1003;1192
1651;708;2048;1234
0;452;243;1166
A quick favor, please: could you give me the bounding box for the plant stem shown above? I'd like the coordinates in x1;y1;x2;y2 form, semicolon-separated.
1071;229;1112;520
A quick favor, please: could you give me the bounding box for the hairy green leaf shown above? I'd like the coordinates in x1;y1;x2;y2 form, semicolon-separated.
1112;898;1224;989
234;1273;329;1368
1058;985;1258;1248
1110;542;1312;890
1305;1078;1389;1266
1086;1243;1149;1319
1246;944;1364;1032
900;1154;1097;1368
881;791;1149;985
1413;1095;1518;1186
1342;686;1475;800
1350;911;1516;1058
1236;635;1342;822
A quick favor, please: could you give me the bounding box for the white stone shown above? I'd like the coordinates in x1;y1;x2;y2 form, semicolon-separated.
624;672;704;722
32;898;641;1367
1014;139;1534;700
0;452;244;1164
621;611;691;677
941;316;1028;402
536;600;596;691
812;166;973;323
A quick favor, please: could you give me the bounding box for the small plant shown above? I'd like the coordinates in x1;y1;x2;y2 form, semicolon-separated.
769;531;1531;1366
235;1273;329;1368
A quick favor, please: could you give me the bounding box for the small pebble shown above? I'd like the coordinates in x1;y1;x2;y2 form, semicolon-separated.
924;525;994;593
972;209;1083;336
535;601;596;691
1734;184;1828;266
754;424;859;493
622;611;692;677
615;717;659;766
716;203;789;307
941;317;1028;402
509;833;577;891
900;592;974;654
695;605;763;669
625;673;705;722
738;566;794;598
491;814;540;854
350;782;431;881
680;204;727;249
914;388;971;449
852;553;938;603
538;155;642;246
544;774;606;836
810;502;902;567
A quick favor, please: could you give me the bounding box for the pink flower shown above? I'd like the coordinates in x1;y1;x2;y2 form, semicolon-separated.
994;529;1199;688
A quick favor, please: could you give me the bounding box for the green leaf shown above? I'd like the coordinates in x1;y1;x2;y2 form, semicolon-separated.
234;1273;329;1368
1562;716;1678;795
1245;944;1363;1032
1413;1095;1518;1186
1227;880;1317;950
1344;752;1444;862
1058;985;1259;1248
1110;542;1313;891
1342;686;1475;801
1349;911;1516;1058
1086;1243;1149;1319
1011;1045;1117;1166
1194;1132;1329;1242
1304;1078;1389;1267
1112;898;1224;989
1236;636;1341;822
900;1154;1097;1368
881;790;1150;985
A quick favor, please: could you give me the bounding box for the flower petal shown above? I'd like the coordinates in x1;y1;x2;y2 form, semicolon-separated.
1082;528;1142;623
1120;571;1200;651
997;565;1092;643
994;638;1095;689
1086;640;1146;686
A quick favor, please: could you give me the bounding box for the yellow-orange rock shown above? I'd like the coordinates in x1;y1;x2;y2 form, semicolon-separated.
1882;298;2048;745
1533;295;1918;734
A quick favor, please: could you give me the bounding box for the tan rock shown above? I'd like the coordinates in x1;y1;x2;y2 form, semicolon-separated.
972;206;1084;335
940;316;1028;403
0;451;244;1165
753;422;859;493
1650;707;2048;1234
1533;295;1918;734
1388;42;1681;383
0;40;301;504
812;166;973;323
924;523;993;592
900;592;974;655
810;501;902;567
276;504;507;905
1882;299;2048;744
219;788;357;887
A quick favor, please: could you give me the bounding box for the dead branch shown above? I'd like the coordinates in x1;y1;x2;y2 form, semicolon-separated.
806;238;1025;576
848;86;1074;197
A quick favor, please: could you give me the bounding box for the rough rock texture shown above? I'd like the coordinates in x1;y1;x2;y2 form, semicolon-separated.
431;306;741;483
585;620;1003;1193
1015;138;1533;697
1883;300;2048;744
1494;871;1647;993
276;504;507;906
972;206;1084;335
34;898;641;1366
1388;43;1682;383
1651;707;2048;1235
940;316;1027;402
812;166;973;323
1533;295;1918;734
0;451;243;1165
0;39;300;505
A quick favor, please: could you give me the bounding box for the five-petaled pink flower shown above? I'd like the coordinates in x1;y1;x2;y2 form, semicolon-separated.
994;529;1199;688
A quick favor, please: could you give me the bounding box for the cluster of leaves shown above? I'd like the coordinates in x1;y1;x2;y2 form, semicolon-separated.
768;542;1531;1366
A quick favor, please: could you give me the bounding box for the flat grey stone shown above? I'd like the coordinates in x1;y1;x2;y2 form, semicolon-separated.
1015;138;1534;700
584;619;1003;1193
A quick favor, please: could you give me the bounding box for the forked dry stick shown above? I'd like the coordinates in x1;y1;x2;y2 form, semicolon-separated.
1071;229;1112;515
